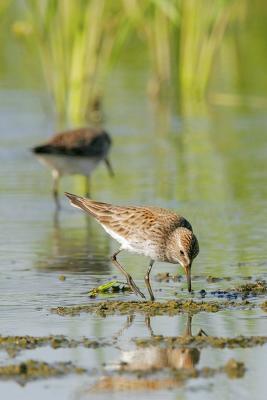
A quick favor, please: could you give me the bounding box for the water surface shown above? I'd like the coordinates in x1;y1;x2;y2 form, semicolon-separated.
0;70;267;399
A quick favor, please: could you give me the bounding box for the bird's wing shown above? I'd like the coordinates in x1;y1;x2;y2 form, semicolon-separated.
33;128;111;156
65;193;192;239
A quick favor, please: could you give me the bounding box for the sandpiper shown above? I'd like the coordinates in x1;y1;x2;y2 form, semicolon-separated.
32;127;113;207
65;193;199;300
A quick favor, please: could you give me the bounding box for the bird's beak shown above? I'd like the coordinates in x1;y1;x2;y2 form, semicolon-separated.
184;264;192;292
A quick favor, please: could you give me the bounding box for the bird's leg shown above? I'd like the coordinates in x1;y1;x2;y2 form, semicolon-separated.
185;314;208;337
144;260;155;301
85;176;91;197
185;314;193;337
52;170;60;209
145;315;155;336
104;157;114;177
112;315;135;343
111;250;146;299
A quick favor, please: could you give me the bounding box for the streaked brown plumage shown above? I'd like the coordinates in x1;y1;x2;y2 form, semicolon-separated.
65;192;199;300
32;127;113;207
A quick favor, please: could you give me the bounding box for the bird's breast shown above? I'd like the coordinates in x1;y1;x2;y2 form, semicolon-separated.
101;224;163;259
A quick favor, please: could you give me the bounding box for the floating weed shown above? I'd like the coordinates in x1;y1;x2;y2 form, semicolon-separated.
88;281;131;298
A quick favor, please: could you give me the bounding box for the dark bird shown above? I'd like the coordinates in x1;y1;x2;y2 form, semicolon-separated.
32;127;113;207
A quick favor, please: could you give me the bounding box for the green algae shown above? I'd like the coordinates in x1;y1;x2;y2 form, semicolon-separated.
0;360;85;382
88;281;131;298
134;334;267;349
0;334;109;355
52;299;256;317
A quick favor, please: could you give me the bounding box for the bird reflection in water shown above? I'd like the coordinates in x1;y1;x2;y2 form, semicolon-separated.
118;314;207;372
32;127;113;208
36;211;111;277
90;314;207;393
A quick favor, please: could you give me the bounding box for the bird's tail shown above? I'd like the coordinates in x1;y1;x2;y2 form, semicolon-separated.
65;192;110;220
32;144;52;154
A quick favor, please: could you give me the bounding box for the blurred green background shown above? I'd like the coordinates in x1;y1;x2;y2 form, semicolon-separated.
0;0;266;278
1;0;267;124
1;3;267;398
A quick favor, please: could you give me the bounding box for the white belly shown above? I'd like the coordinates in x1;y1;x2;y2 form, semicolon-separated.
101;224;159;259
35;154;102;176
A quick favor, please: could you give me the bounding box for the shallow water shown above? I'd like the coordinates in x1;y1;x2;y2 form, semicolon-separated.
0;69;267;399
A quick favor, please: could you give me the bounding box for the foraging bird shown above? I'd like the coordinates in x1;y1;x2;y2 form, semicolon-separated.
65;193;199;300
32;127;113;207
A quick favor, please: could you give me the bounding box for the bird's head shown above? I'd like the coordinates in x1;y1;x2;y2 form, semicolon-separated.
167;227;199;292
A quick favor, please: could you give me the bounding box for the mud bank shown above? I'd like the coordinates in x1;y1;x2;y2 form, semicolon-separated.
52;299;257;317
0;335;110;355
134;334;267;349
0;360;85;383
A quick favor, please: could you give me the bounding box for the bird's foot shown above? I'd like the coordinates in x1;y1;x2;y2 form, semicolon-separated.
197;329;208;337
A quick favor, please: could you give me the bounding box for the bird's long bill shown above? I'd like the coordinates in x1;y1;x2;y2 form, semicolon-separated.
185;265;192;292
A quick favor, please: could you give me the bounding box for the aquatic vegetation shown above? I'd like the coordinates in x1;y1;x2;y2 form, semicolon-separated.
88;280;131;298
52;299;256;317
19;0;131;124
234;280;267;294
7;0;250;123
0;334;110;355
205;280;267;300
0;360;85;382
178;0;246;105
134;334;267;349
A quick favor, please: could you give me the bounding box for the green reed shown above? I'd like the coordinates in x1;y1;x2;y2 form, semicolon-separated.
179;0;246;107
10;0;248;123
122;0;245;108
122;0;179;97
23;0;130;124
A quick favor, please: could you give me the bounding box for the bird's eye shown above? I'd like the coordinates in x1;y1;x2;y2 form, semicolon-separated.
180;250;184;256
